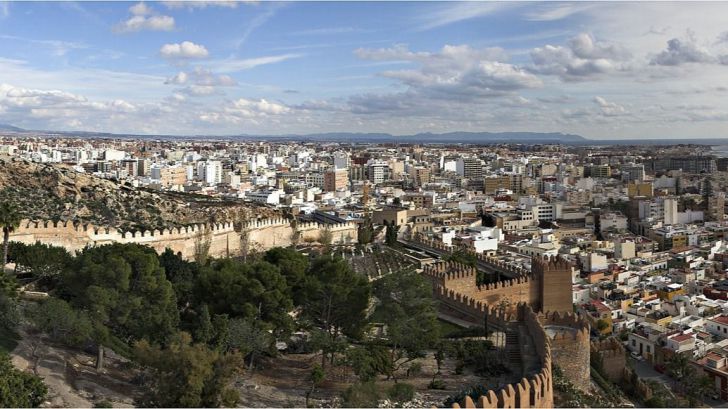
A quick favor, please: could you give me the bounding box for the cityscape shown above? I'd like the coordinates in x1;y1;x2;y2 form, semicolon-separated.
3;1;728;409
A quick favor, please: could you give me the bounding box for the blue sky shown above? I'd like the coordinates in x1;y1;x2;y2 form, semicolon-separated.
2;1;728;138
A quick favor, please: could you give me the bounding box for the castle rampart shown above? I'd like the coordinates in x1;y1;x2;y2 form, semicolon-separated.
425;258;591;406
10;217;359;260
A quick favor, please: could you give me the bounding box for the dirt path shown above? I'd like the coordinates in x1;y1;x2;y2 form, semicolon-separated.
10;329;139;408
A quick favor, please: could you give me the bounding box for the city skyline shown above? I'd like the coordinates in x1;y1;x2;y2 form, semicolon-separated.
2;1;728;139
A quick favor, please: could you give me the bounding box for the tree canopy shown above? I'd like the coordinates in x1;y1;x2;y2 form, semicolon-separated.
58;243;179;345
194;258;293;332
0;352;47;408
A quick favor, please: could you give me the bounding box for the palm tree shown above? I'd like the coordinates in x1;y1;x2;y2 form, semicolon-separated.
0;202;21;273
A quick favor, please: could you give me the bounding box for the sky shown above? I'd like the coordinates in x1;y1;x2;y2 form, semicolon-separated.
2;1;728;139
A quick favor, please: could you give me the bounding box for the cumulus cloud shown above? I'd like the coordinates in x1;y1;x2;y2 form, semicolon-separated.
529;33;630;81
159;41;209;60
354;44;539;106
114;3;175;33
650;38;715;66
199;97;291;124
164;67;236;87
593;96;628;116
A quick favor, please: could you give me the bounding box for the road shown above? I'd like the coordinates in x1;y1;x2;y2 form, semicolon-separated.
631;358;728;408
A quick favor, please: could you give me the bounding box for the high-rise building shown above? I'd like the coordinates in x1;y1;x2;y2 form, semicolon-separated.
324;169;348;191
333;152;350;170
456;157;483;178
367;161;390;184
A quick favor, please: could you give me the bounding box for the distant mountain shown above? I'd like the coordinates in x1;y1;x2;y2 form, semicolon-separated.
0;124;25;132
235;131;588;144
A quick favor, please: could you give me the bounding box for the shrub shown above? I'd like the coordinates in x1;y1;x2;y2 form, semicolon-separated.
388;382;415;403
406;362;422;377
341;382;380;408
428;378;447;390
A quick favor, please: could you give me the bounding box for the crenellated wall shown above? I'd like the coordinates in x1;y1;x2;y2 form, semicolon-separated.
452;303;554;409
11;219;240;260
11;217;359;260
591;338;626;383
425;258;591;406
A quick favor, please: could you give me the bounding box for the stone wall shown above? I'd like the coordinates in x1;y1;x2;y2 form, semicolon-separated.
11;217;359;261
11;219;240;260
541;311;591;392
452;304;554;409
425;259;592;406
591;338;626;383
422;254;575;315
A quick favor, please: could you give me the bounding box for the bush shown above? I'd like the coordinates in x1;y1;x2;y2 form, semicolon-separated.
406;362;422;377
341;382;380;408
428;378;447;390
388;382;415;403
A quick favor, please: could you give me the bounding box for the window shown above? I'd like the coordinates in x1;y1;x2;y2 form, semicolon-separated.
632;340;636;347
646;345;651;353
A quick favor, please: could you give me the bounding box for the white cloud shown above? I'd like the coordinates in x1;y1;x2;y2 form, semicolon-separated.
0;1;9;19
650;38;715;66
355;44;539;106
129;2;152;16
593;96;628;116
113;3;175;33
523;3;596;22
164;67;236;86
162;1;244;9
416;2;515;31
210;53;302;73
159;41;209;59
529;33;631;81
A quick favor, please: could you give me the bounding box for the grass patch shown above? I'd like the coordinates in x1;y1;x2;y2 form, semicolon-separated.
0;326;20;354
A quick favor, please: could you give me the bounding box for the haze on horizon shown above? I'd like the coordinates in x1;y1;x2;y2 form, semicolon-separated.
1;1;728;139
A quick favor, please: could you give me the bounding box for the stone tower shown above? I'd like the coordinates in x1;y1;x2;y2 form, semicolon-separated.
532;255;573;314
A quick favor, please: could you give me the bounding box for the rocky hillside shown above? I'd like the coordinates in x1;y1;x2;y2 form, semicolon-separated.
0;156;275;231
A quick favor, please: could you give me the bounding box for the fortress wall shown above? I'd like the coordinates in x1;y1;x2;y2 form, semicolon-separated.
453;304;553;409
12;219;239;260
541;311;591;392
426;258;591;408
423;260;537;310
591;339;626;383
247;223;295;250
13;218;356;261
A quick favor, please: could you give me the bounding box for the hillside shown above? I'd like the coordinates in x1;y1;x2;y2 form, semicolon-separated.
0;156;269;231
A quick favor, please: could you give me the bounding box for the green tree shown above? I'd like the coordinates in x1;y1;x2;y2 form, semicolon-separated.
28;298;93;348
0;352;47;408
300;256;371;367
373;270;440;381
357;215;374;245
263;247;309;304
134;332;241;408
194;259;293;332
159;248;199;309
384;221;399;246
306;364;325;407
59;243;179;368
666;353;692;384
11;241;72;287
318;229;333;249
345;343;393;382
0;202;21;273
222;318;273;371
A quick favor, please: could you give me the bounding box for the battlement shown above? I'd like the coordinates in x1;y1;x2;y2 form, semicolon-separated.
18;219;236;238
453;303;554;409
532;255;572;273
422;261;478;280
